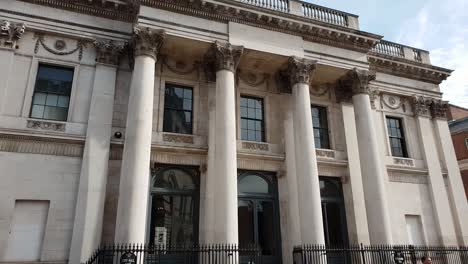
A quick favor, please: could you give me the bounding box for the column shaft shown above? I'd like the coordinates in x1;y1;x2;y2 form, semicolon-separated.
353;93;393;244
284;107;302;246
292;82;325;244
114;55;156;243
434;118;468;245
341;103;370;244
213;69;238;243
69;63;118;263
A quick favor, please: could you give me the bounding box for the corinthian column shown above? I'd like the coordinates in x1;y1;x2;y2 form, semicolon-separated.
431;100;468;245
287;57;325;244
346;69;393;244
69;40;124;263
114;27;165;244
204;41;243;243
412;97;457;245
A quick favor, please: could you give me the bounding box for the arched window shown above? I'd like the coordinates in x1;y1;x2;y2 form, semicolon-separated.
153;168;196;191
238;173;271;195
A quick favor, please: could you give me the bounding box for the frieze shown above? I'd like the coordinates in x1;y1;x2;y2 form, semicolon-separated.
411;96;431;118
368;56;451;85
132;27;166;60
34;33;87;61
27;120;66;132
162;133;194;144
430;99;449;120
393;157;415;167
0;133;83;157
316;149;335;159
0;20;26;49
203;41;244;81
388;172;428;184
141;0;381;53
242;141;269;151
94;39;126;66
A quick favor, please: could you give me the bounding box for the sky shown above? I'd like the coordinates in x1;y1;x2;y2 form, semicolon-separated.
308;0;468;107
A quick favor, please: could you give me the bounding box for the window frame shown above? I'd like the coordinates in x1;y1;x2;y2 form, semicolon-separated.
162;83;194;135
311;104;331;149
386;116;409;158
23;58;79;122
239;95;266;143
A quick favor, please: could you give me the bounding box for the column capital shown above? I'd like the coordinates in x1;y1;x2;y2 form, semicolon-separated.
203;41;244;81
132;27;165;60
94;39;126;66
411;96;432;118
287;56;317;87
431;99;449;120
347;68;376;95
0;20;26;49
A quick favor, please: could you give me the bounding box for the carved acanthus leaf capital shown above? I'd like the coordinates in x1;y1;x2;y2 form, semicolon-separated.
203;41;244;81
347;68;376;95
132;27;165;59
411;96;432;118
287;56;317;87
430;99;449;120
1;20;26;49
94;39;126;66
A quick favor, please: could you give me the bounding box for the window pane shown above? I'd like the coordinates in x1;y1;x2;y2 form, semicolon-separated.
33;93;47;105
44;106;65;120
184;89;192;99
238;200;255;245
46;91;59;106
57;96;69;108
239;175;270;194
248;120;255;130
30;105;45;119
247;98;255;108
240;98;247;107
183;99;192;111
257;201;275;255
241;129;248;140
240;107;247;118
241;119;247;130
256;109;262;119
247;108;256;119
164;85;193;134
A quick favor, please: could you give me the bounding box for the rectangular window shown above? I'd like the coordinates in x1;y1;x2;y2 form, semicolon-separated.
163;84;193;134
240;96;265;142
386;117;408;157
30;64;74;121
311;105;330;149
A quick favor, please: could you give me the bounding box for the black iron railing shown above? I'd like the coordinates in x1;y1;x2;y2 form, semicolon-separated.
293;244;468;264
82;244;262;264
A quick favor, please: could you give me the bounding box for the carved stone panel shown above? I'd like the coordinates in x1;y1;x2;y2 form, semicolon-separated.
241;141;269;151
0;20;26;49
393;157;415;167
27;120;66;131
94;39;126;66
162;133;194;144
316;149;335;159
411;96;431;118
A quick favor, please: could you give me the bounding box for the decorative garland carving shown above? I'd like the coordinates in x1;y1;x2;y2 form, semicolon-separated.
34;33;87;60
161;56;199;75
132;27;166;60
203;41;244;82
242;141;269;151
0;20;26;49
27;120;66;131
310;84;329;97
94;39;126;66
380;94;406;112
393;157;415;167
237;70;269;88
163;133;194;144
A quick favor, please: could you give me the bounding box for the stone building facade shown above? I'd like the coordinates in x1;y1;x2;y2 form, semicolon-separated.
0;0;467;263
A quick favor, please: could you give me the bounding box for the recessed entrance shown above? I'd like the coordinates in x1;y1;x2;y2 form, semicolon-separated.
238;171;282;264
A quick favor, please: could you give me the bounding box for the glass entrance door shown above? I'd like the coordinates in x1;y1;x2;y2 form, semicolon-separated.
238;172;282;264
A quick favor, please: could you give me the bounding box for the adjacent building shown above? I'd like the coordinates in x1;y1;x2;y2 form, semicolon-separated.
0;0;467;263
448;104;468;200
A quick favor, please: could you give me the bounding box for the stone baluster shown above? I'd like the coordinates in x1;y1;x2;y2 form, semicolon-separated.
412;97;458;245
431;100;468;245
345;69;393;244
287;57;325;244
114;27;165;244
69;39;125;263
203;41;243;243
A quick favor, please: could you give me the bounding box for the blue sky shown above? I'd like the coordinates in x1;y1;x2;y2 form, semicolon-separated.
309;0;468;107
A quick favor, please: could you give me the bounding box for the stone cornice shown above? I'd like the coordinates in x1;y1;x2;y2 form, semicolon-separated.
203;41;244;81
368;55;452;85
0;20;26;49
94;39;126;66
142;0;381;53
18;0;138;22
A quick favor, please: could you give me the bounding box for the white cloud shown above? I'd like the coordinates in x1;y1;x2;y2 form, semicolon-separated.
395;0;468;107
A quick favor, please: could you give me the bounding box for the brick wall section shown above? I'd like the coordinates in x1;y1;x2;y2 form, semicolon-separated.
451;132;468;160
448;104;468;120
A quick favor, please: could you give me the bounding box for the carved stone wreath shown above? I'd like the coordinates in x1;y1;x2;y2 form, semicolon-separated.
34;33;87;61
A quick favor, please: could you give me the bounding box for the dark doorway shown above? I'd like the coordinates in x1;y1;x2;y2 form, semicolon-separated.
238;171;282;264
